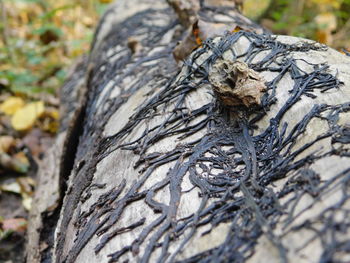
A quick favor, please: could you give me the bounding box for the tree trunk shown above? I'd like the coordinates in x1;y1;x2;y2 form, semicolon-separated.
27;0;350;262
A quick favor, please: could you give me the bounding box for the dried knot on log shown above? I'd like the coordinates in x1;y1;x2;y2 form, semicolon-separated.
209;59;267;107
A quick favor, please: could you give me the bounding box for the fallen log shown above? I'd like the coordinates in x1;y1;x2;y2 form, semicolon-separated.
27;0;350;262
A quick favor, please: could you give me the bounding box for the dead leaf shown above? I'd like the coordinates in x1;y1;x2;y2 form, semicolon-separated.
0;152;29;173
42;106;59;120
0;181;21;194
17;177;35;196
39;107;59;133
0;178;33;211
11;101;45;131
13;152;30;169
39;29;60;45
82;16;94;27
0;136;16;153
1;218;27;233
41;118;59;134
0;97;25;116
21;193;32;211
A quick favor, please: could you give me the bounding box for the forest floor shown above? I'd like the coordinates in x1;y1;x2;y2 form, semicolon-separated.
0;0;349;262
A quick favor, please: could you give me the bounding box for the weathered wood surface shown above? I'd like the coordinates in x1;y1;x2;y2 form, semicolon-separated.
27;0;350;262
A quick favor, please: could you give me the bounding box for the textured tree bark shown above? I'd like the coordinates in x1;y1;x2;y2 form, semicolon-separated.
27;0;350;263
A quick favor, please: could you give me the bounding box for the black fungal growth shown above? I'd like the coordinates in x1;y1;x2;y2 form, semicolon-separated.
56;9;350;263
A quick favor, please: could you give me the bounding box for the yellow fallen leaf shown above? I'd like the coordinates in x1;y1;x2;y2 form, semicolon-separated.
40;108;59;133
48;109;59;120
0;97;25;115
0;181;21;194
11;101;45;131
99;0;113;3
0;181;33;211
22;193;32;211
82;16;94;27
43;119;59;134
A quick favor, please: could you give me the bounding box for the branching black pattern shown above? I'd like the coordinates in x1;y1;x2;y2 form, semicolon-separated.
57;8;350;263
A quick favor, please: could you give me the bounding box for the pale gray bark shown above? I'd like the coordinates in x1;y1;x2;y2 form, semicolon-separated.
27;1;350;263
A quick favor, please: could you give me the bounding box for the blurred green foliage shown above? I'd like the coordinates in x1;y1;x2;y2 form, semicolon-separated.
0;0;108;96
244;0;350;50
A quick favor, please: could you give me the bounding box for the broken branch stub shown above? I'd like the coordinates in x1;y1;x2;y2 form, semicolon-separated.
166;0;200;27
